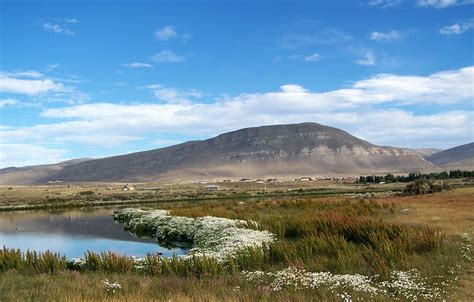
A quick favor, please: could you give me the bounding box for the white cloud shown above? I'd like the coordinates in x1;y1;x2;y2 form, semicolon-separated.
1;70;45;78
0;144;67;168
304;53;321;62
367;0;403;8
369;30;402;41
64;18;78;23
151;50;186;63
42;21;74;35
146;84;203;104
122;62;154;68
1;66;472;166
416;0;474;8
351;66;473;104
154;25;178;40
45;64;60;72
0;75;65;95
0;70;88;104
439;19;474;35
0;98;19;108
368;0;474;8
356;50;376;66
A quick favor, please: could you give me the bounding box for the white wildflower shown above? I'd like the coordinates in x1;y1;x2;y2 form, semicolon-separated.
242;267;444;300
458;232;472;261
102;279;121;294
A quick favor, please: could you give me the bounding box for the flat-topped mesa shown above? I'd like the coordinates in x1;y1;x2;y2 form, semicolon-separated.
3;122;461;185
113;208;275;261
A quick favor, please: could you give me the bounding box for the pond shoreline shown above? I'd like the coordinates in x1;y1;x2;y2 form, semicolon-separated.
0;188;401;212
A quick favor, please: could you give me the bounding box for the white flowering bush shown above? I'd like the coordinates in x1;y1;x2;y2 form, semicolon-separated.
242;267;445;300
114;208;275;261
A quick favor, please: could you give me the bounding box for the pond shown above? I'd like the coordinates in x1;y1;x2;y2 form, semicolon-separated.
0;208;187;258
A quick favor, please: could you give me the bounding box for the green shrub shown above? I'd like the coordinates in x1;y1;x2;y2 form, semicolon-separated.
78;190;95;196
403;179;450;195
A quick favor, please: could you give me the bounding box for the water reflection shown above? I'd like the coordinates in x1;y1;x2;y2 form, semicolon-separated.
0;208;186;258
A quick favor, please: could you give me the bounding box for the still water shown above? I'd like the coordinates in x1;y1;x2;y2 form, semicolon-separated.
0;208;186;258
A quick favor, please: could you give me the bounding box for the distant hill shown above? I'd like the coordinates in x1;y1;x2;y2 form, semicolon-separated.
0;122;439;185
0;159;93;185
426;143;474;169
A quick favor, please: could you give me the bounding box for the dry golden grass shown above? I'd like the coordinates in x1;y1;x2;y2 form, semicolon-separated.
380;187;474;235
378;187;474;300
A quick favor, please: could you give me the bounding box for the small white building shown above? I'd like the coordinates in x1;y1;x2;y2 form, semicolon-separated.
205;185;220;191
123;184;135;191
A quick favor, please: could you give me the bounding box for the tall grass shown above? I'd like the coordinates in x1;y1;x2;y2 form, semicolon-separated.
0;247;67;273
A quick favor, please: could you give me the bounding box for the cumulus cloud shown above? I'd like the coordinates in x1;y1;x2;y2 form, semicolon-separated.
439;19;474;35
369;30;402;41
122;62;154;68
151;50;186;63
154;25;178;40
0;70;88;104
0;75;65;95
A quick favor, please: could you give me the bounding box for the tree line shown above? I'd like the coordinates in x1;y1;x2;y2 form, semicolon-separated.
357;170;474;184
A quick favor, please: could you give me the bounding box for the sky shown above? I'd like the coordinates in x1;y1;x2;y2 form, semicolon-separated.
0;0;473;168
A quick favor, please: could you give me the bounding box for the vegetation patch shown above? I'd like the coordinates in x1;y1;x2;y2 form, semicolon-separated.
113;208;275;261
403;179;451;195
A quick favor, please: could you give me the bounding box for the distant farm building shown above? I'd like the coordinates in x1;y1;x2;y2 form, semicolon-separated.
205;185;220;191
122;184;135;191
47;180;63;183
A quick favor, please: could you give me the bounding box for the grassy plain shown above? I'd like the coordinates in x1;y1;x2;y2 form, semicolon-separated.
0;181;472;301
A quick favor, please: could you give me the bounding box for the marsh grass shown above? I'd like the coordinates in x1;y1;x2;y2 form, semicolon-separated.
0;247;67;273
163;197;449;273
1;192;470;300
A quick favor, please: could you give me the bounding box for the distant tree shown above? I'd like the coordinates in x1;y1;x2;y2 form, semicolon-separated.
385;173;396;183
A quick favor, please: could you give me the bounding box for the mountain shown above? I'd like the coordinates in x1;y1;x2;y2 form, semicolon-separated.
426;142;474;169
0;123;436;184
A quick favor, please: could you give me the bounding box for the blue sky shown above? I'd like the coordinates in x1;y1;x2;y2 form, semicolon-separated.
0;0;473;167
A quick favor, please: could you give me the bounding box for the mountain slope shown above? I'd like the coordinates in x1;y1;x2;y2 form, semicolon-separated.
0;159;93;186
412;148;443;157
426;142;474;169
0;123;435;184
